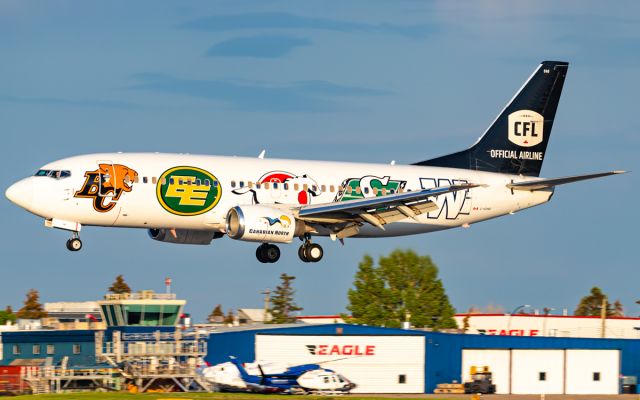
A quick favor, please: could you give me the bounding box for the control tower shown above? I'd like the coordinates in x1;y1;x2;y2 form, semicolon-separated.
98;291;185;327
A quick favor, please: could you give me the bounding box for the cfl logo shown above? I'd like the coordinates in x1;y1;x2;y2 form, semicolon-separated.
508;109;544;147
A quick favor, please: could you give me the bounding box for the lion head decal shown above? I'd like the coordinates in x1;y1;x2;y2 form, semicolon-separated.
97;163;138;192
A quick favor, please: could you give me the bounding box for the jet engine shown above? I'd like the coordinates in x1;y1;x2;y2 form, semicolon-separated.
225;205;306;243
148;228;221;245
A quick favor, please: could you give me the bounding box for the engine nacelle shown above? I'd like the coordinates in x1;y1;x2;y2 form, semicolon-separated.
225;205;304;243
148;228;220;245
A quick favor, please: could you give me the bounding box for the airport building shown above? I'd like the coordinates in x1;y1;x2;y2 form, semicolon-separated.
206;323;640;394
2;294;640;395
454;313;640;339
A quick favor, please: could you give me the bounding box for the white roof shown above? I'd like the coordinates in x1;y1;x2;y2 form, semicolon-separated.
44;301;100;312
238;308;271;323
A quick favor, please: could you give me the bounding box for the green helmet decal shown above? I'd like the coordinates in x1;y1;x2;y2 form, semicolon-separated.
156;166;222;216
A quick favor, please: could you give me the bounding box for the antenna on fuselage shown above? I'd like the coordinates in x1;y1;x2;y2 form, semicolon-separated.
258;149;266;159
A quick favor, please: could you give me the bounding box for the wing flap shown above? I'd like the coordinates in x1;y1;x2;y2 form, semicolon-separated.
507;171;626;191
297;183;478;229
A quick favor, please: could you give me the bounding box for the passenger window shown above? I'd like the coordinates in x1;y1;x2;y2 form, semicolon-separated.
124;175;131;184
152;177;157;184
133;176;139;183
256;183;262;189
213;181;218;187
195;179;201;186
231;181;236;188
303;184;308;191
347;186;353;194
373;188;378;195
143;177;148;184
169;178;175;185
390;188;395;194
356;186;362;194
263;182;270;189
247;182;252;188
363;187;369;194
311;185;317;192
294;184;299;191
381;188;387;195
284;183;289;190
273;182;278;189
321;185;326;192
240;181;245;188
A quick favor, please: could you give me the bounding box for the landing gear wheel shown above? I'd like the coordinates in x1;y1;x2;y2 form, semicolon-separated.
264;244;280;263
256;243;280;263
298;245;310;263
66;238;82;252
304;243;323;263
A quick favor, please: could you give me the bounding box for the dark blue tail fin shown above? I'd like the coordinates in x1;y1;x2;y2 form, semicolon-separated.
414;61;569;177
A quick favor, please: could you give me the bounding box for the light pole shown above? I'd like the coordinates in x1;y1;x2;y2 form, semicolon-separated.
507;304;530;334
543;307;555;336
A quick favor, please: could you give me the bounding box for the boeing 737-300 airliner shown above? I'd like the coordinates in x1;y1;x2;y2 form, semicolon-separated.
5;61;626;263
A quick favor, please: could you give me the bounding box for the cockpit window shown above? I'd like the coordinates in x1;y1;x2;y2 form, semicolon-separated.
35;169;71;179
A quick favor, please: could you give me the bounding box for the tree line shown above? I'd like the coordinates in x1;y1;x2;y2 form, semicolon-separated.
0;258;633;328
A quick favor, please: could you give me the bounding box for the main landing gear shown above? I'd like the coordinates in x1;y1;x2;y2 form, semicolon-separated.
298;236;323;263
65;232;82;252
255;237;324;264
256;243;280;263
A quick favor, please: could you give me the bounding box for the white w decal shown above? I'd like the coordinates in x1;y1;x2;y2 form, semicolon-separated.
419;178;472;220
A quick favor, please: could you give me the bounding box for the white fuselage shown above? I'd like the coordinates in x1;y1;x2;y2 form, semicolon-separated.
11;152;553;238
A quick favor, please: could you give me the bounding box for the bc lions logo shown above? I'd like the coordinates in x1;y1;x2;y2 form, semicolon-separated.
74;163;138;212
262;215;292;228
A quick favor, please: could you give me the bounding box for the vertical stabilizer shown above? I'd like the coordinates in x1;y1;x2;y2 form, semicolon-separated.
414;61;569;176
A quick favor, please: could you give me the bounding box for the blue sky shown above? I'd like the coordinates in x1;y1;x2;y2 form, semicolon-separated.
1;1;638;321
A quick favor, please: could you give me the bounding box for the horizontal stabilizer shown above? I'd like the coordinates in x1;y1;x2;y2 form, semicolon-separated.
507;171;627;191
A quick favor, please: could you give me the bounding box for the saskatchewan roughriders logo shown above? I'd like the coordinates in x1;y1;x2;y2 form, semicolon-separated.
156;166;222;216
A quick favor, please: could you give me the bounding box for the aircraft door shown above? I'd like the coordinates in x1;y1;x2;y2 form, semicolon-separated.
97;160;119;197
270;181;282;200
94;160;123;224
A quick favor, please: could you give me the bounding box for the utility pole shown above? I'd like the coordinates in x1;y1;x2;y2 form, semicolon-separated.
600;295;607;338
261;289;271;323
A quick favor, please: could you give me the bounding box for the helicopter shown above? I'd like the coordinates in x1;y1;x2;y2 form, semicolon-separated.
200;356;356;394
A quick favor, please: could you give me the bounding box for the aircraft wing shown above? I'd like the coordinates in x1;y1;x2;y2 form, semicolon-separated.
507;171;626;191
296;183;479;234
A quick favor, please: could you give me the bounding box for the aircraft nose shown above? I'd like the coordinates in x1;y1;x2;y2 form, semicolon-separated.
5;178;33;209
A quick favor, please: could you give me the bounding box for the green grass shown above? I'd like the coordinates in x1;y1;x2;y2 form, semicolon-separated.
13;393;463;400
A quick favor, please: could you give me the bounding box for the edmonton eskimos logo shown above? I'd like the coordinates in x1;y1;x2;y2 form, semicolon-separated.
156;166;222;216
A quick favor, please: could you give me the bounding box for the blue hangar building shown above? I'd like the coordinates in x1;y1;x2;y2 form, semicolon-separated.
206;323;640;395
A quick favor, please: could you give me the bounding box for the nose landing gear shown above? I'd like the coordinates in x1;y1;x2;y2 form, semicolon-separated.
66;232;82;252
256;243;281;263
